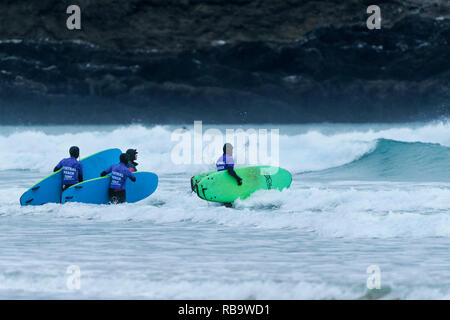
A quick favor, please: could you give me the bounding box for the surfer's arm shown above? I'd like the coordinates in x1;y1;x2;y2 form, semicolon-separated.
227;167;242;185
54;161;62;172
100;166;112;177
128;170;137;182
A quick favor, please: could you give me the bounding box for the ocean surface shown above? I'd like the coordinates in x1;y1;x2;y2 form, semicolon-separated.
1;122;450;299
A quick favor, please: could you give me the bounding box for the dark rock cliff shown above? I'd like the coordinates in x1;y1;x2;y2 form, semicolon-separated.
0;0;449;124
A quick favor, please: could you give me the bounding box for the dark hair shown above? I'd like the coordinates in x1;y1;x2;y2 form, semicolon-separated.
69;146;80;158
120;153;129;164
126;149;138;161
223;143;233;154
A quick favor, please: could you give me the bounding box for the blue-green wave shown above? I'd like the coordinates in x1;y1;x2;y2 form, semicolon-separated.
302;139;450;182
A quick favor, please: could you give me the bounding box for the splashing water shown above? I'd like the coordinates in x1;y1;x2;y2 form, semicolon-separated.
0;122;450;299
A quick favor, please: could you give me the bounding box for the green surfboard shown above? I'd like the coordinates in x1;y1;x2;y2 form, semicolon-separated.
190;170;216;192
196;166;292;203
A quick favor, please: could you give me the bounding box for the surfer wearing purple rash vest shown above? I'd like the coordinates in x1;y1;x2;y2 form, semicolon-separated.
216;143;243;186
100;153;136;204
54;146;83;191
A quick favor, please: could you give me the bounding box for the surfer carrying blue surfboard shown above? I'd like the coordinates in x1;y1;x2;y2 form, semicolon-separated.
54;146;83;191
216;143;242;186
100;153;137;204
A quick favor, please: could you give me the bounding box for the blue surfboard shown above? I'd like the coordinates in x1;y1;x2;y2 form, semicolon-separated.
20;148;122;206
61;172;159;204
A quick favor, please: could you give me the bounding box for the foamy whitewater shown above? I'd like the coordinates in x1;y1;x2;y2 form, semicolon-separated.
1;122;450;299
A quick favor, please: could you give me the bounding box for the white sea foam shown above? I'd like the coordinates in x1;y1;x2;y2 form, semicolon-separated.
0;121;449;174
1;122;450;299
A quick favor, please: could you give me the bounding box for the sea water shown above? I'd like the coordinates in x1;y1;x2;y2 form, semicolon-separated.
0;122;450;299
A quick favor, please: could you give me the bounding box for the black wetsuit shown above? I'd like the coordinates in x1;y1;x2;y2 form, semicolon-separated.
127;161;138;172
108;189;126;204
100;162;136;204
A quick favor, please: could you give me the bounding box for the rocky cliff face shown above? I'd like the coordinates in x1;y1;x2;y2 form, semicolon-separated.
0;0;449;124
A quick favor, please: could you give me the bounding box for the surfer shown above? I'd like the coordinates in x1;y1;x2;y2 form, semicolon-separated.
126;149;138;172
100;153;137;204
216;143;242;186
54;146;83;191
